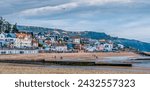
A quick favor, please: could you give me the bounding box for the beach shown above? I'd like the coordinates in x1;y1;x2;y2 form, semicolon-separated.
0;63;150;74
0;52;138;61
0;52;150;74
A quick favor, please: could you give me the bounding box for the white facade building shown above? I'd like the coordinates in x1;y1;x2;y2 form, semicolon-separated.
96;43;113;52
118;44;124;49
14;33;32;48
72;37;80;44
0;49;38;54
0;33;16;47
55;46;68;52
104;43;113;51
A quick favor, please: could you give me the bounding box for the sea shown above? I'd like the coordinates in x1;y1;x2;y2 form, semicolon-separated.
99;56;150;68
133;60;150;68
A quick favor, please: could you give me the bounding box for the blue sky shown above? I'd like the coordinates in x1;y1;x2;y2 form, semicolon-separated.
1;0;150;43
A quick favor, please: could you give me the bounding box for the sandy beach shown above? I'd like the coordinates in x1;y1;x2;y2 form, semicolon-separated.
0;52;138;61
0;52;150;74
0;63;150;74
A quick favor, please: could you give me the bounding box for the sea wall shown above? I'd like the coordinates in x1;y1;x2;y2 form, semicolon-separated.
0;49;39;54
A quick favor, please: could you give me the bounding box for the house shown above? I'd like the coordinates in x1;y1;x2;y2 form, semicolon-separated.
117;44;124;49
71;36;81;44
5;33;16;48
67;43;74;50
37;32;46;39
0;33;16;48
96;42;113;52
49;36;55;43
15;33;32;48
32;39;39;48
74;44;82;50
96;45;105;51
51;30;61;41
44;37;51;46
54;44;68;52
63;36;69;42
81;38;90;44
0;33;6;47
38;39;44;45
0;33;5;39
84;45;96;52
99;39;106;43
103;43;113;51
44;45;50;51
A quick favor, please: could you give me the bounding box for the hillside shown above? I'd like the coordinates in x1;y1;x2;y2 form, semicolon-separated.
17;25;150;52
17;25;64;33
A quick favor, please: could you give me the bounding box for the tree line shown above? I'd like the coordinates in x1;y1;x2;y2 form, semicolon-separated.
0;17;19;33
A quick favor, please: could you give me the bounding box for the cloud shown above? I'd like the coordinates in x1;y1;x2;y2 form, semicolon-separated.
76;0;132;5
1;0;150;42
20;2;79;17
0;0;72;15
19;0;134;17
16;0;150;21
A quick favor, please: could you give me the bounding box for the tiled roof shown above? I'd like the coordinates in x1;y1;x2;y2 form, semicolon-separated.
16;33;31;39
6;33;16;38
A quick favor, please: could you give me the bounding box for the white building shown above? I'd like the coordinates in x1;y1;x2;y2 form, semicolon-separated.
96;43;113;52
15;33;32;48
50;37;55;43
85;46;96;52
0;33;5;47
0;33;5;39
118;44;124;49
55;45;68;52
72;37;80;44
104;43;113;51
0;49;38;54
0;33;16;47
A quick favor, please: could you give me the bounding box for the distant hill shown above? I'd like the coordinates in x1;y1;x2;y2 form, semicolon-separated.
111;38;150;52
17;25;150;52
17;25;64;33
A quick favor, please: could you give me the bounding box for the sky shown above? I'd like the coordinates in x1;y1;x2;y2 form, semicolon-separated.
0;0;150;43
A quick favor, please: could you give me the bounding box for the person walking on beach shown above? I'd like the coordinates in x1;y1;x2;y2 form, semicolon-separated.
60;56;63;60
95;56;98;59
54;56;56;59
93;55;98;59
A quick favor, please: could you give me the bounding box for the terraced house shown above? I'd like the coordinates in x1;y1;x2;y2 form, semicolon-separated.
15;33;32;48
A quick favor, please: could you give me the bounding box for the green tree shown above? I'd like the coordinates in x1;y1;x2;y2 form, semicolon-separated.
5;22;11;33
38;43;43;47
12;23;19;33
0;17;4;33
0;16;15;33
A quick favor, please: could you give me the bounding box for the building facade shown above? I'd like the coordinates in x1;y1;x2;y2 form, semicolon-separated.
15;33;32;48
